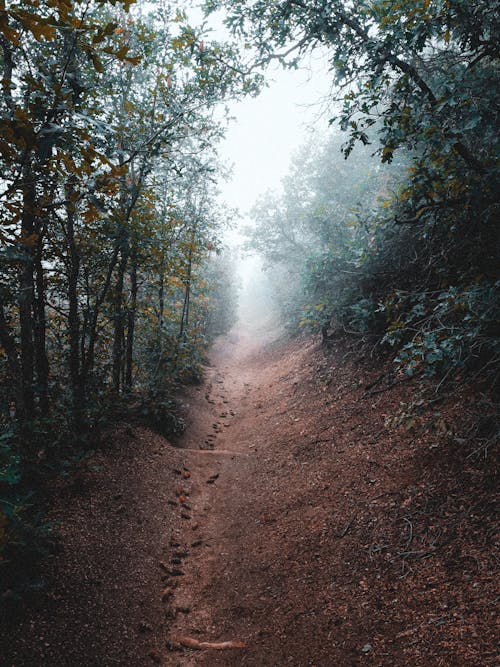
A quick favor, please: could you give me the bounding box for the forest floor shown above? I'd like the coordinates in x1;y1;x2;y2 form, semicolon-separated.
1;324;497;666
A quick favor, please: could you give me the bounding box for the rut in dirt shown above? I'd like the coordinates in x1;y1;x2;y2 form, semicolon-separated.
166;326;284;661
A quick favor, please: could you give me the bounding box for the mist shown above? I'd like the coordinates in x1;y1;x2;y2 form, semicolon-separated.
235;255;279;336
1;1;497;664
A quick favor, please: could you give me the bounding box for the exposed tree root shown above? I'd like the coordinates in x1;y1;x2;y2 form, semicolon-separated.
171;635;246;650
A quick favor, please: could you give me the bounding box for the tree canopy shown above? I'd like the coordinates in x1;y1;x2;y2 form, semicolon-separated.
0;0;252;564
209;0;499;380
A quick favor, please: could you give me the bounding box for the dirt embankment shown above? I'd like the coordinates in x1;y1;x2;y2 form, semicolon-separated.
2;328;497;666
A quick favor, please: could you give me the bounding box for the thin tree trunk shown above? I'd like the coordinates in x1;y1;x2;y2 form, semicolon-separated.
80;240;121;388
178;230;194;341
65;185;84;428
158;275;164;340
178;281;190;341
112;235;129;392
33;233;50;415
18;172;36;420
125;255;138;392
184;280;191;333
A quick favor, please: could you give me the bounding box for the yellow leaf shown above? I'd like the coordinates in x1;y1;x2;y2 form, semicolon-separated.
17;13;56;41
0;16;20;44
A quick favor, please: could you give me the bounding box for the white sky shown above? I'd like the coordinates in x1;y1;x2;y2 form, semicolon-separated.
217;60;334;236
182;3;335;239
178;3;338;315
215;58;334;296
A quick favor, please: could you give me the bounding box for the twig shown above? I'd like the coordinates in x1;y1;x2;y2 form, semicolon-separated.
336;516;355;538
311;438;334;445
402;517;413;551
367;372;422;396
364;372;387;391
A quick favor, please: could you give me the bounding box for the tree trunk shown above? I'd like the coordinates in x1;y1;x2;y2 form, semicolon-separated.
158;275;164;340
33;234;50;415
125;254;138;392
65;186;85;428
18;173;36;420
81;246;119;387
178;231;194;341
112;235;129;393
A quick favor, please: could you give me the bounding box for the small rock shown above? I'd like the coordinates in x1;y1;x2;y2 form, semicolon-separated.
148;649;161;663
175;606;190;614
161;588;174;602
361;644;373;653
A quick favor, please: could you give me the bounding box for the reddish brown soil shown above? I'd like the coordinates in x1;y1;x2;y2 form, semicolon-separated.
2;327;497;666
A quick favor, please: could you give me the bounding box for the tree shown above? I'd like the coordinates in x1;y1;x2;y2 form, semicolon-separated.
0;0;253;568
213;0;499;378
0;0;254;429
207;0;498;167
0;0;138;426
247;132;401;333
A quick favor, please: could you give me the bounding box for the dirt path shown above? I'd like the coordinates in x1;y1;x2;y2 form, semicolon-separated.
163;327;497;667
2;325;496;666
166;326;295;664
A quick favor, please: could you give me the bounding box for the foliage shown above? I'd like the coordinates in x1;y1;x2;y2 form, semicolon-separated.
207;0;498;169
0;0;251;576
0;425;54;594
203;248;239;338
220;0;499;383
0;0;249;424
246;133;402;333
383;281;500;376
248;126;499;382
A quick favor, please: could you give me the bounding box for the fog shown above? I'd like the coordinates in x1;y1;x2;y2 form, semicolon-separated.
218;61;333;215
236;255;279;336
217;62;334;333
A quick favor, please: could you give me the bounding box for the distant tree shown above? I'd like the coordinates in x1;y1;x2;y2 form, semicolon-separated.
214;0;499;379
206;0;498;171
